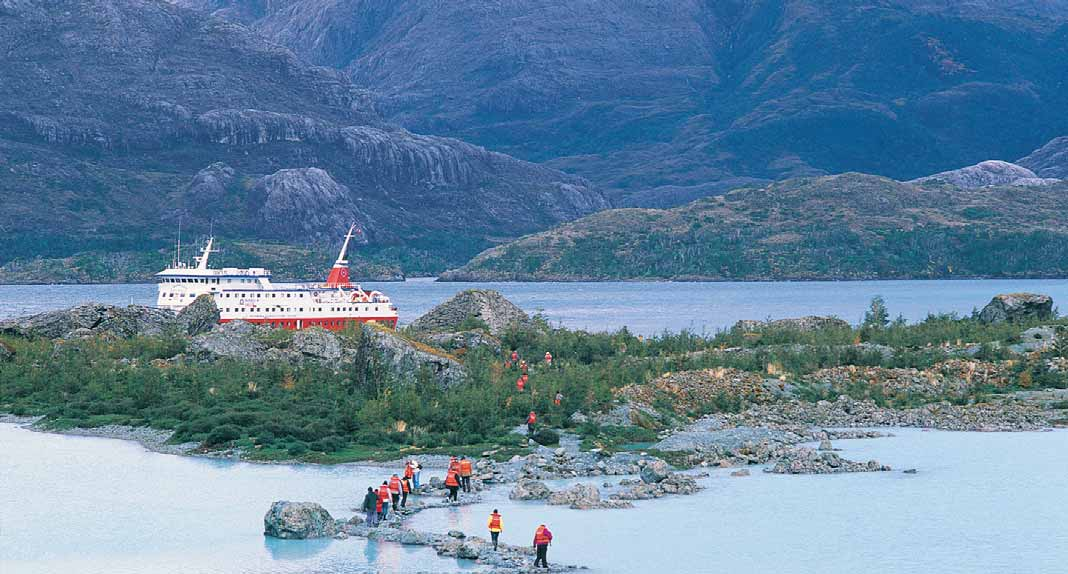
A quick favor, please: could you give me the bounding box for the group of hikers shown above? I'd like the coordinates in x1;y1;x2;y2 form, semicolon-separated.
358;456;556;568
507;349;565;437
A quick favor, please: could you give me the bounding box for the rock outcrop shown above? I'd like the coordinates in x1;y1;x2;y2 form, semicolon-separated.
291;327;343;361
358;324;465;388
613;473;701;500
263;501;337;539
767;447;890;474
410;290;532;336
733;316;851;333
546;483;632;510
639;460;671;484
909;160;1058;188
250;167;369;242
979;293;1054;323
176;295;220;336
0;304;176;339
184;162;235;209
508;479;552;500
190;321;269;362
1018;136;1068;179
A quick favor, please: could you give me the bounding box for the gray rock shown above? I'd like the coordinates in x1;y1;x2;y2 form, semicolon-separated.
356;323;465;388
263;501;337;539
291;327;342;361
733;316;850;333
569;411;589;425
909;160;1057;189
447;530;466;539
251;167;369;242
509;479;552;500
768;447;891;475
422;330;501;354
730;469;750;477
190;320;269;362
0;340;14;362
654;426;787;453
176;294;220;336
818;439;834;451
184;162;234;208
410;290;532;336
979;293;1054;324
1017;136;1068;179
639;460;670;484
1011;326;1059;353
0;303;176;339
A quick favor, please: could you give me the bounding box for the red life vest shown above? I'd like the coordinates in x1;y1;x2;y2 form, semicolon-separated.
516;377;525;391
527;412;537;424
449;459;460;473
534;526;552;545
445;471;460;487
521;374;528;383
459;459;473;476
544;352;552;364
377;485;390;503
511;351;518;362
389;476;401;494
402;479;411;493
488;513;502;532
404;465;414;479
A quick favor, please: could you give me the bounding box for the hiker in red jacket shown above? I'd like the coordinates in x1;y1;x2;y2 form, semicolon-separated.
389;473;402;509
533;524;553;568
526;411;537;436
377;481;391;521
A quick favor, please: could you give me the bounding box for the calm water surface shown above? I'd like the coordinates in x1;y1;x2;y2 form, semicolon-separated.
3;424;1066;574
2;278;1068;335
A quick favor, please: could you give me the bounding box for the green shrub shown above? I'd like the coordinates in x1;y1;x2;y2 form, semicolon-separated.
531;428;560;446
286;441;309;456
204;424;242;446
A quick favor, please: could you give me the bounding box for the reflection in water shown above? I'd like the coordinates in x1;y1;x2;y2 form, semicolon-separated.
263;537;333;561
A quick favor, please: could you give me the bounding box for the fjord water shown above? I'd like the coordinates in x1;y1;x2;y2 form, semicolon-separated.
3;278;1068;335
3;424;1067;574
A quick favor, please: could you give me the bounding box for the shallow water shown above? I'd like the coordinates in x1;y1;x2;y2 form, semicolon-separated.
0;424;474;574
3;278;1068;335
3;424;1067;574
407;428;1068;574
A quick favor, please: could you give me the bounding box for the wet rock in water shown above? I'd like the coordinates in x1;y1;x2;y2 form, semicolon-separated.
409;289;532;336
730;469;750;477
614;473;701;500
176;294;220;336
818;439;834;451
263;501;337;539
979;293;1053;324
447;530;466;539
509;479;552;500
903;469;918;474
640;460;671;484
0;303;177;339
547;483;625;509
768;447;890;475
654;425;788;453
291;327;342;361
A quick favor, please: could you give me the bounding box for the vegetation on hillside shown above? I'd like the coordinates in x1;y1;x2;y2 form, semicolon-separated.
443;174;1068;281
2;299;1067;461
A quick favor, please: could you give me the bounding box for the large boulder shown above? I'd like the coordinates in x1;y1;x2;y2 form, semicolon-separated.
263;501;337;539
979;293;1054;324
292;327;342;361
176;294;220;336
251;167;370;243
547;483;600;509
733;316;850;333
639;460;671;484
184;162;235;209
0;303;176;339
908;160;1059;189
356;324;465;388
190;320;269;362
410;290;532;336
508;479;552;500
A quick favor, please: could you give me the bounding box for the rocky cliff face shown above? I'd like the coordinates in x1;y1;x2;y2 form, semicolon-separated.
410;290;533;336
1018;136;1068;179
908;160;1059;189
185;0;1068;205
0;0;607;279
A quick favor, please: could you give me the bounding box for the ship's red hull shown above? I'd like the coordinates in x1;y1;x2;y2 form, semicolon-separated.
220;316;398;331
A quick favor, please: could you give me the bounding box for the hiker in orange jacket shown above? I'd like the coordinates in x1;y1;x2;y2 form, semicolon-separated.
458;456;474;493
377;481;391;521
533;524;553;568
444;469;460;502
389;473;402;509
526;411;537;436
400;475;411;508
487;509;504;551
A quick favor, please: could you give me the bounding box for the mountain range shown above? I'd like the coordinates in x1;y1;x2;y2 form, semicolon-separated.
3;0;1068;282
177;0;1068;206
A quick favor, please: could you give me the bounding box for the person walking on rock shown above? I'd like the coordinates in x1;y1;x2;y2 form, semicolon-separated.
362;487;379;527
487;509;504;551
411;459;422;490
544;351;553;366
377;481;391;521
389;473;402;510
404;459;415;490
510;350;519;364
459;456;473;493
400;475;411;508
520;359;528;374
445;468;460;502
533;524;553;568
527;411;537;436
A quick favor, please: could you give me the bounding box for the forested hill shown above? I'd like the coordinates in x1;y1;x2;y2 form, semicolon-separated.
440;173;1068;282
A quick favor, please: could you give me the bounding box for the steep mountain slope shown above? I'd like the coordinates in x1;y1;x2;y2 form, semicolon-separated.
0;0;607;281
440;172;1068;281
181;0;1068;206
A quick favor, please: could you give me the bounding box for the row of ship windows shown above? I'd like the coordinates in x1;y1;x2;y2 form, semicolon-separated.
220;307;381;313
162;278;258;284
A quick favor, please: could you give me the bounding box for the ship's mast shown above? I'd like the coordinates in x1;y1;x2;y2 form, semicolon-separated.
194;236;216;270
325;224;359;288
335;224;358;266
